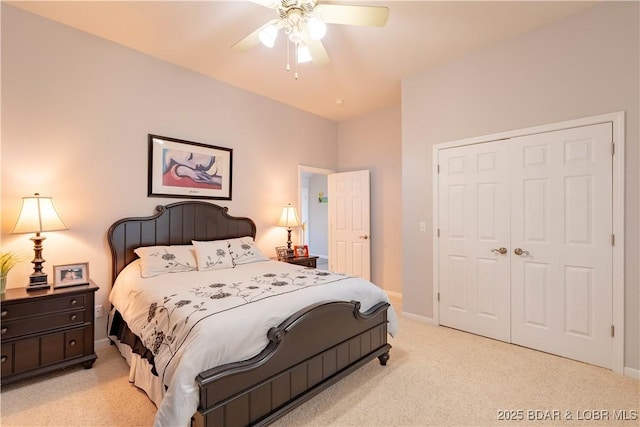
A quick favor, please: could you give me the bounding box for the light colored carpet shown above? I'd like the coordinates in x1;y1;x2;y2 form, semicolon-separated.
1;298;638;427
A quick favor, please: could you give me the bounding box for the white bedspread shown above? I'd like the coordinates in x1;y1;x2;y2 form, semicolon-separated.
109;259;397;427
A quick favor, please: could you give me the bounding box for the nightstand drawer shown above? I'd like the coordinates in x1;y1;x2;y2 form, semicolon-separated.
2;294;86;320
1;309;85;339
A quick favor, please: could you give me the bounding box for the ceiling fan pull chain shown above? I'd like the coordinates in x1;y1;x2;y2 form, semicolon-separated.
294;42;299;79
286;39;291;72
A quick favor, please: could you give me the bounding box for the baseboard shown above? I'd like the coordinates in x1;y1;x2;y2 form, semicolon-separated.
95;338;112;349
385;290;402;300
623;366;640;379
401;311;438;325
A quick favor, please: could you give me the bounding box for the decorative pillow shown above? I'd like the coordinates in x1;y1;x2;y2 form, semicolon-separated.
227;237;269;266
191;240;234;271
134;245;197;278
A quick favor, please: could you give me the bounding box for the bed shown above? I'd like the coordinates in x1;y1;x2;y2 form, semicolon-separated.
107;201;396;427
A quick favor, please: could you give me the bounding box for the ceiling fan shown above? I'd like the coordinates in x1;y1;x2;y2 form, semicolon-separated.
233;0;389;77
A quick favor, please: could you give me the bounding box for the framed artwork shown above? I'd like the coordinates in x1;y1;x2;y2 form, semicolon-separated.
53;262;90;288
148;134;233;200
275;246;288;261
294;245;309;258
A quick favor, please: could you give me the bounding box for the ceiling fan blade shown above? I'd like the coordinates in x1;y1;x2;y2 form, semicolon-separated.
232;19;282;51
249;0;281;9
314;4;389;27
305;38;330;66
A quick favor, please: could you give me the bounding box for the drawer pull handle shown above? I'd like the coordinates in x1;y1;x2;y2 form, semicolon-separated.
69;340;76;347
1;310;7;317
1;327;6;335
1;356;6;363
70;314;78;321
70;299;78;306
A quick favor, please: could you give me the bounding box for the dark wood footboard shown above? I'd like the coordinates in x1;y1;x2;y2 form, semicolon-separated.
193;300;391;427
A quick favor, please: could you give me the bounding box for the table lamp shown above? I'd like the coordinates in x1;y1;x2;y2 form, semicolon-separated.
11;193;68;290
277;203;301;256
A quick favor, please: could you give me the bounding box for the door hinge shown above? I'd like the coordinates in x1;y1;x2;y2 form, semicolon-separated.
437;164;440;174
437;228;440;238
437;292;440;302
611;234;615;246
612;143;615;155
611;325;615;337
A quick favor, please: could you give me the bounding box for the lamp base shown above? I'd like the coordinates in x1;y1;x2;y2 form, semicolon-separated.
27;273;50;291
285;227;294;257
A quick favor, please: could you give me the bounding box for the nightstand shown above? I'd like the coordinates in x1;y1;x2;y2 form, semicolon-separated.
1;280;98;384
281;256;318;268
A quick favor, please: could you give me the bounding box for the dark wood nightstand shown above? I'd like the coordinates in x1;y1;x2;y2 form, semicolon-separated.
281;256;318;268
1;280;98;384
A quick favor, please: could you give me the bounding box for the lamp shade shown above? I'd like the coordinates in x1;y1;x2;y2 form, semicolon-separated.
277;204;301;228
11;194;68;234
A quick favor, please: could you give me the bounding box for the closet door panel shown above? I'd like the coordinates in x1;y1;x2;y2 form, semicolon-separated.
438;141;510;341
510;123;613;368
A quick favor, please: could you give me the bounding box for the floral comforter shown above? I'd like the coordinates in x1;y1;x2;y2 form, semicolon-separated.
109;259;397;427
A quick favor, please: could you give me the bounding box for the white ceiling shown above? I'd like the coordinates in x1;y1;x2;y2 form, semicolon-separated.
8;1;597;122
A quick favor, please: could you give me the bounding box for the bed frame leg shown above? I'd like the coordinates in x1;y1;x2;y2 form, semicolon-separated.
378;352;390;366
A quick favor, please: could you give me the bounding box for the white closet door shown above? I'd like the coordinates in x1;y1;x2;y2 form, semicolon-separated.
438;141;511;341
510;123;613;368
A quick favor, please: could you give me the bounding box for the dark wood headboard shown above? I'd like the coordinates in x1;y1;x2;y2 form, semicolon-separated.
107;201;257;283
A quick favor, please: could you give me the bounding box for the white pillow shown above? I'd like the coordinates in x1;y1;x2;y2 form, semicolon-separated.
134;245;197;278
227;237;269;266
191;240;234;271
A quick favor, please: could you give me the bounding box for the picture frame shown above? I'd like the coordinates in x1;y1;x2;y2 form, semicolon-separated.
294;245;309;258
148;134;233;200
53;262;90;288
275;246;288;261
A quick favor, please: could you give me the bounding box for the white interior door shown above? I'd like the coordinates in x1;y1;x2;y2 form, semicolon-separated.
510;123;613;368
328;170;371;279
438;141;511;341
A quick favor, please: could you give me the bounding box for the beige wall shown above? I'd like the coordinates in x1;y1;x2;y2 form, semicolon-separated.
1;5;338;340
402;2;639;371
338;104;402;294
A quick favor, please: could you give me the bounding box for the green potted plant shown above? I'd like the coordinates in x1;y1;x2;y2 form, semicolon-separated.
0;252;21;294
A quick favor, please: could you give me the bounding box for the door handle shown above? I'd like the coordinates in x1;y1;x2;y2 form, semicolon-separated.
514;248;530;256
491;247;508;255
359;235;369;240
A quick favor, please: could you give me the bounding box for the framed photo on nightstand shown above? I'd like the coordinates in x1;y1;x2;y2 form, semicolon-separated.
275;246;288;261
53;262;90;288
294;245;309;258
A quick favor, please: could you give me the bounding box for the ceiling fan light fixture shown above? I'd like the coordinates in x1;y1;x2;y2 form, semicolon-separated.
297;44;312;63
307;16;327;40
258;24;278;48
235;0;390;78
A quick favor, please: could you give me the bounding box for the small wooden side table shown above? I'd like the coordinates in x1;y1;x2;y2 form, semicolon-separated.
1;280;99;384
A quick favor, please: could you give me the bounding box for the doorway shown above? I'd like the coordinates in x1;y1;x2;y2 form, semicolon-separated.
298;165;333;267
